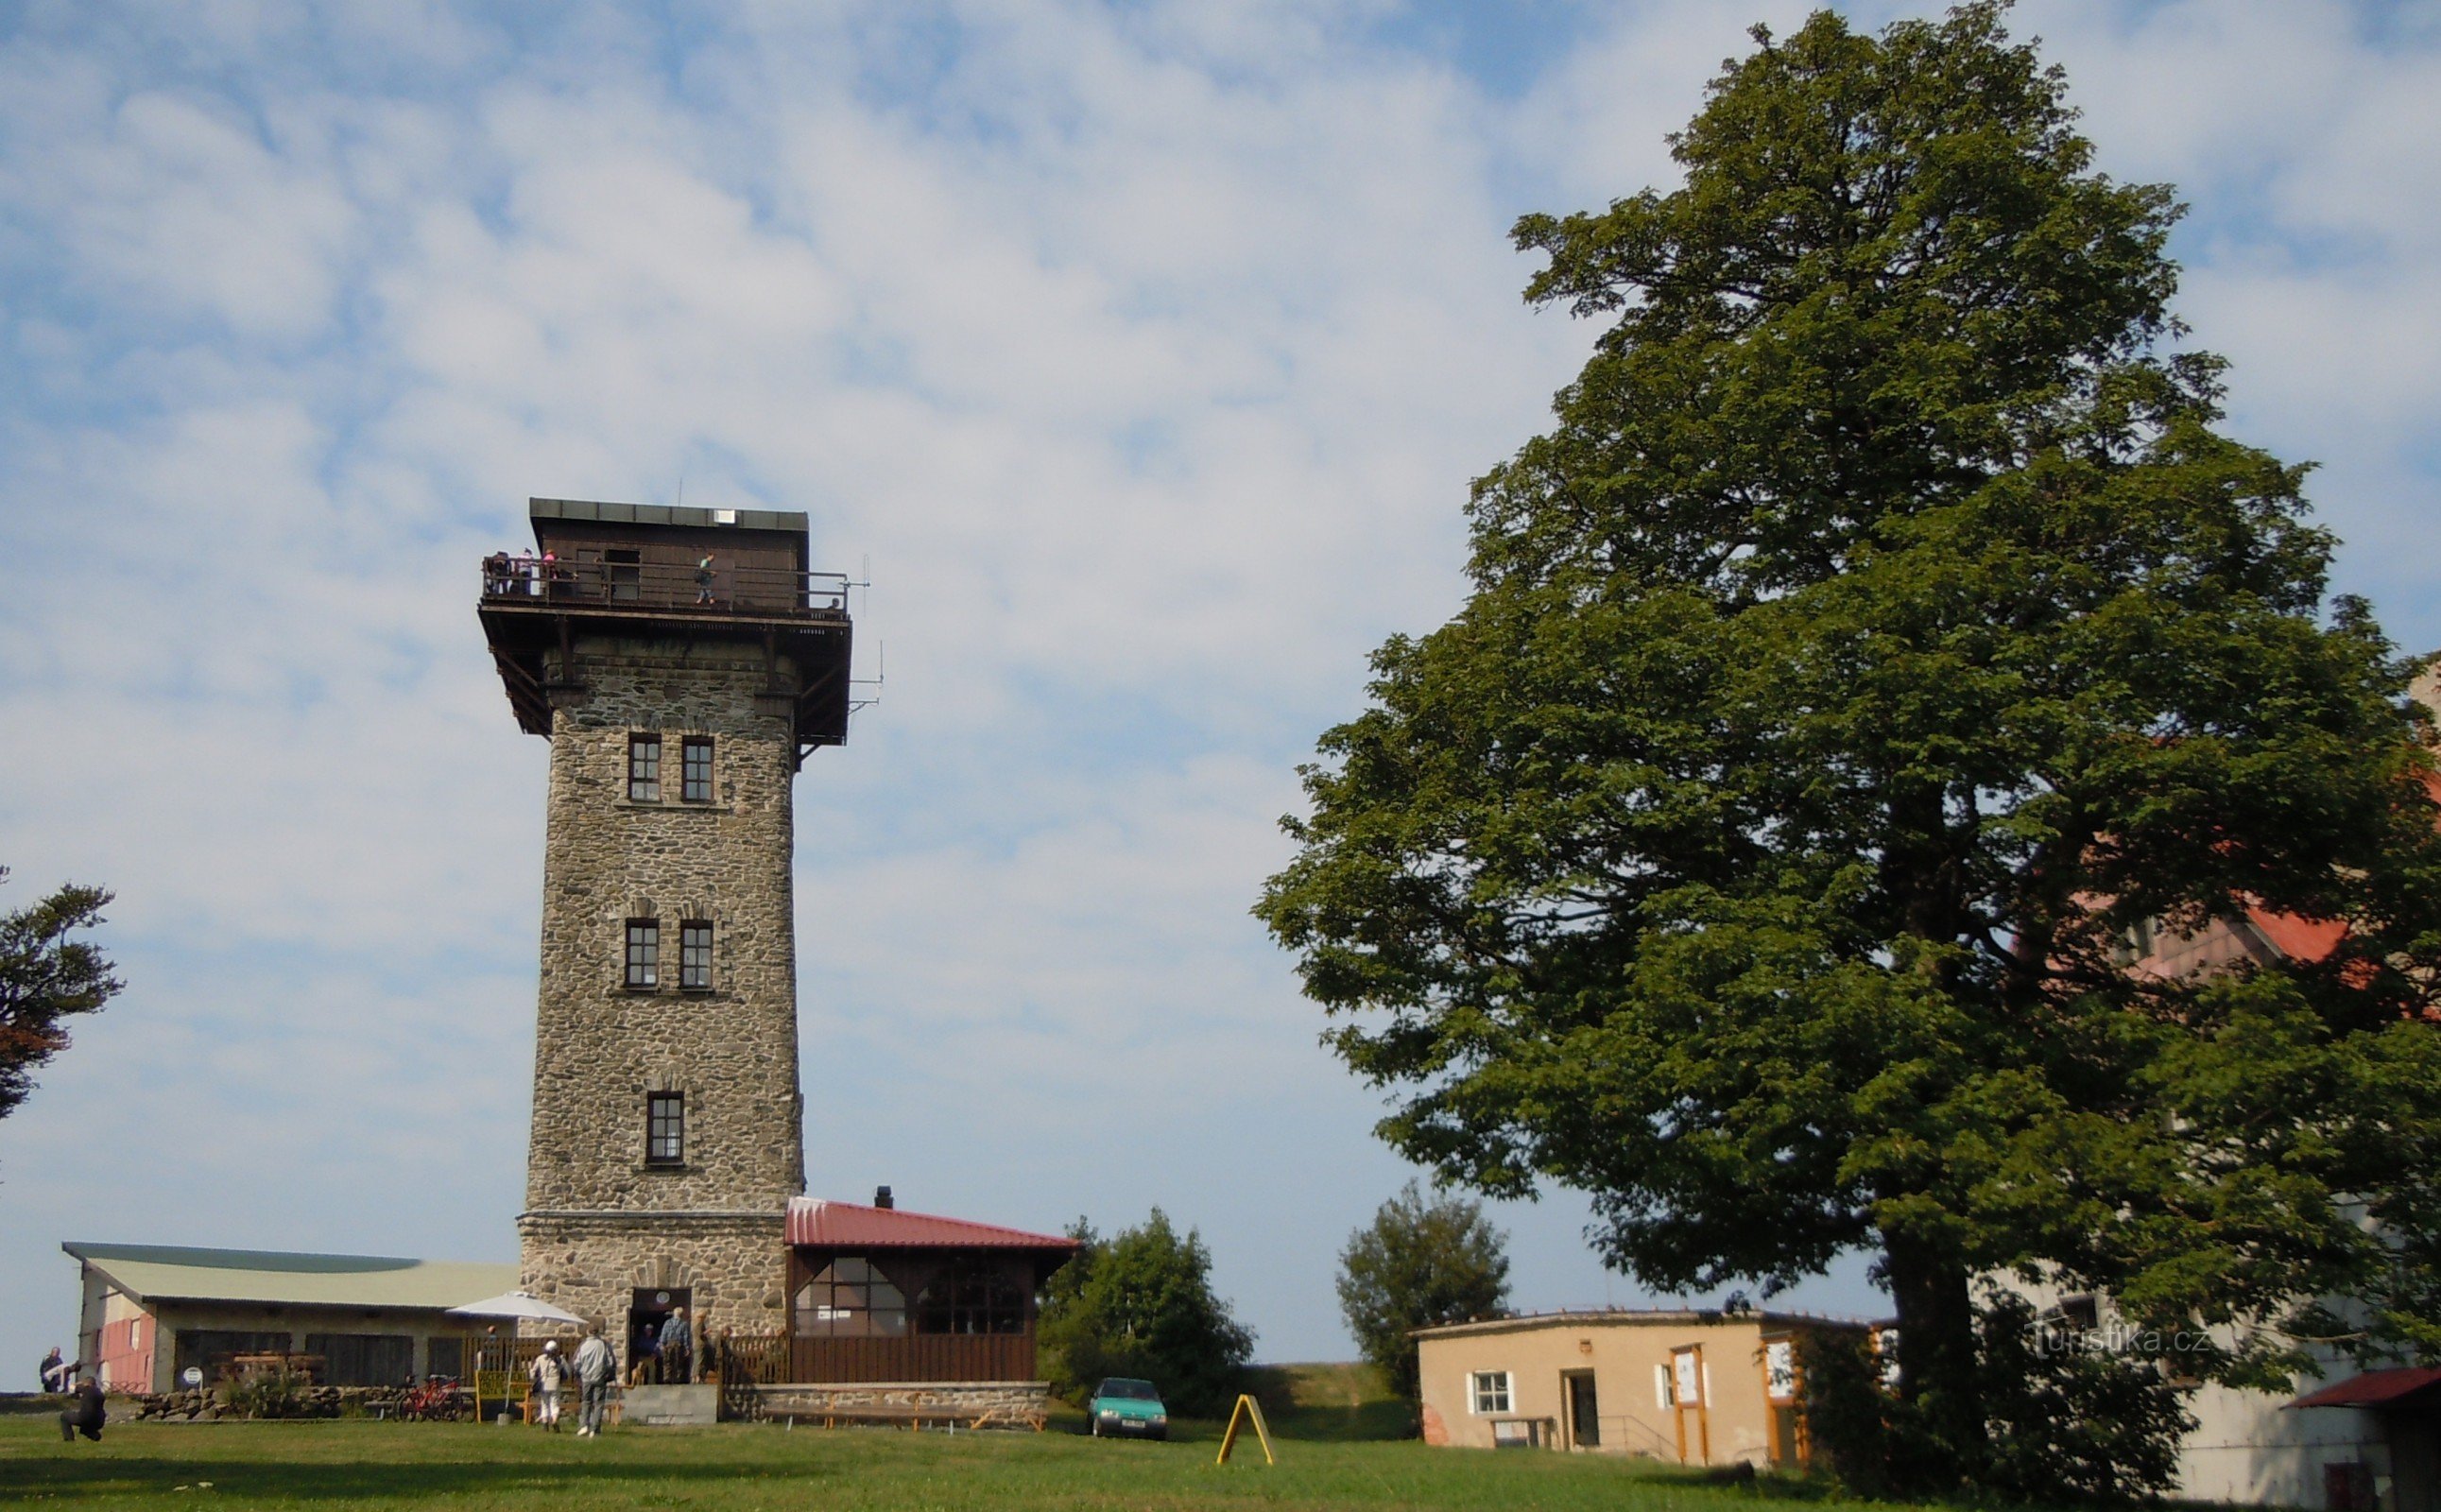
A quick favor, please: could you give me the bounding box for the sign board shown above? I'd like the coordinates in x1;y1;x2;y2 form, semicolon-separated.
1672;1347;1703;1406
1764;1338;1797;1403
181;1366;204;1388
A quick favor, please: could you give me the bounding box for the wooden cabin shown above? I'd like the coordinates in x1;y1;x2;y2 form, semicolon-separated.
783;1195;1075;1383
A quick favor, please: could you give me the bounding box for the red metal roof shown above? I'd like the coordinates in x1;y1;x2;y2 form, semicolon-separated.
2288;1367;2441;1410
785;1197;1076;1251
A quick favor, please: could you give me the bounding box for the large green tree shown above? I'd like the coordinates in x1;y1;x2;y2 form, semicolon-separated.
0;868;122;1125
1258;4;2441;1495
1337;1180;1510;1404
1037;1210;1255;1417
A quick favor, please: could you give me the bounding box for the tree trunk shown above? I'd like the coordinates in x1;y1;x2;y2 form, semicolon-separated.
1882;1229;1984;1491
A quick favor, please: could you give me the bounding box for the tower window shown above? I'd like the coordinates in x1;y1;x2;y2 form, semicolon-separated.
646;1092;684;1165
628;733;662;801
625;919;659;988
679;920;713;989
681;737;714;802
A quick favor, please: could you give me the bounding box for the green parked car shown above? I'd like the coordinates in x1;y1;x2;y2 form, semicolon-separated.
1087;1377;1168;1439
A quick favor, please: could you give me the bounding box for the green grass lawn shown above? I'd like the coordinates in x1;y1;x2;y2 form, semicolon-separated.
0;1413;1855;1512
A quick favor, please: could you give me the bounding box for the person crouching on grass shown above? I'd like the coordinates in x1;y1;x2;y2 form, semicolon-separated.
528;1340;568;1432
59;1371;104;1443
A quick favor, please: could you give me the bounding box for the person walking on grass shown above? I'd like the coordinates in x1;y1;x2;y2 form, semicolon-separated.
573;1325;615;1438
528;1339;568;1432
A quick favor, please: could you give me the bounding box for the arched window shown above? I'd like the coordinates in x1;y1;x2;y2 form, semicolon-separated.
912;1260;1027;1335
791;1256;906;1337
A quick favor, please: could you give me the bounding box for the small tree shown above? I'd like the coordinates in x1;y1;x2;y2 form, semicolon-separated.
1035;1209;1254;1417
1337;1180;1510;1403
0;868;122;1124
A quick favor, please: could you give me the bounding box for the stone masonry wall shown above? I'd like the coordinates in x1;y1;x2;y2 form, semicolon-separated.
518;627;809;1369
517;1211;787;1369
743;1380;1052;1429
524;636;805;1213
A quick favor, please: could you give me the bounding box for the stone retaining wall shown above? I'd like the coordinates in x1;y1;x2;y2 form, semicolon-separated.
738;1380;1050;1430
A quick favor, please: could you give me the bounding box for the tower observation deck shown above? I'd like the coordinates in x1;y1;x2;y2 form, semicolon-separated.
477;497;852;765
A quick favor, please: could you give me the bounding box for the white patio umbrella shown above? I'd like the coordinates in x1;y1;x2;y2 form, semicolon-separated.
445;1291;588;1325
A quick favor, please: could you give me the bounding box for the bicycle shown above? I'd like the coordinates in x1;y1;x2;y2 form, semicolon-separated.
401;1374;464;1422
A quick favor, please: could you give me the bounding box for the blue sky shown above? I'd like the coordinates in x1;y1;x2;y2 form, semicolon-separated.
4;0;2440;1373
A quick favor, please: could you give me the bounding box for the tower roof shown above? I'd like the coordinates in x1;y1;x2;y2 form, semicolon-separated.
529;496;811;535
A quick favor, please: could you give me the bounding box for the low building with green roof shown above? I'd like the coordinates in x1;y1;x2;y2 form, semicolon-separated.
65;1241;519;1392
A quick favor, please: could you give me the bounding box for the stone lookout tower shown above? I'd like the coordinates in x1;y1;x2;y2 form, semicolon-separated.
477;498;851;1361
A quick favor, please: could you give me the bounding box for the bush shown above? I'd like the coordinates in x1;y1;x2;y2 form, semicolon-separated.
1039;1209;1255;1417
1336;1180;1510;1404
1799;1294;2192;1504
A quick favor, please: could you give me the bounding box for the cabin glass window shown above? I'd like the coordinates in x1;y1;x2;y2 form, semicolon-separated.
793;1256;907;1337
626;919;659;988
679;921;713;989
646;1092;684;1165
912;1260;1027;1335
681;737;713;802
1470;1370;1512;1414
628;733;662;801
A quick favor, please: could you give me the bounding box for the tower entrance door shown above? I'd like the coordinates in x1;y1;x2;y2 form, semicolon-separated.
628;1286;693;1383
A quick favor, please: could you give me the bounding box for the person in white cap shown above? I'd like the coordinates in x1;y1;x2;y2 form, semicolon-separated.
527;1339;568;1432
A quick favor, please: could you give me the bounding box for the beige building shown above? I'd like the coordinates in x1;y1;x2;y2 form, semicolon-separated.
1414;1309;1865;1466
64;1242;516;1393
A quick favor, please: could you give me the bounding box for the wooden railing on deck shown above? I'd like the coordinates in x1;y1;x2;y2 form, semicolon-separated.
790;1332;1034;1383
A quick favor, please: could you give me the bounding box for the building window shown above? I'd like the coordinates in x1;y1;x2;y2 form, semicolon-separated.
626;919;659;988
303;1333;414;1388
646;1092;684;1165
679;921;713;990
792;1256;907;1337
681;736;713;802
1470;1370;1512;1414
174;1331;294;1384
913;1260;1028;1335
628;733;662;801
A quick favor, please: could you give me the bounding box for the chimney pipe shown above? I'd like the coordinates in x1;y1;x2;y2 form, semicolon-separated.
874;1185;894;1210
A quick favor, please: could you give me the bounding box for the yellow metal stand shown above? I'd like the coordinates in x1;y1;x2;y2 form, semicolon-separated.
1215;1394;1276;1466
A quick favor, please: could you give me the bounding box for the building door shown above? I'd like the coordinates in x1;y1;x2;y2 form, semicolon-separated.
1564;1370;1600;1449
1760;1332;1804;1468
1671;1345;1710;1465
628;1286;691;1383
